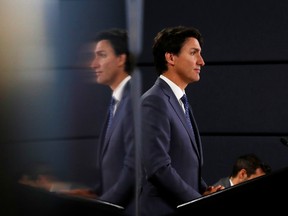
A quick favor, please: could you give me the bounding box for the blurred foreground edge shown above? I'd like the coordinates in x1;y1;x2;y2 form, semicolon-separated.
3;183;124;216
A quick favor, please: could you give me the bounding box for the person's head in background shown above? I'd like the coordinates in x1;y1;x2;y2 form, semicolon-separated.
90;28;135;90
230;153;271;185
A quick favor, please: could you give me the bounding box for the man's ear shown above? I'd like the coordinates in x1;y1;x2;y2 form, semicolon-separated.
118;53;127;67
238;169;247;179
165;52;175;65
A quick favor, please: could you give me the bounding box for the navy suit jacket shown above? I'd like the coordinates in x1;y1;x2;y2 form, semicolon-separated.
140;78;208;216
94;81;135;215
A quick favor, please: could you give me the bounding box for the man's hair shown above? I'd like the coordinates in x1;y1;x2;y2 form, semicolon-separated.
152;26;203;75
94;28;135;74
230;153;272;177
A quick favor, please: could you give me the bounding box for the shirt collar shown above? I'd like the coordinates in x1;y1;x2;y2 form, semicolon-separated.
112;75;131;102
160;75;185;101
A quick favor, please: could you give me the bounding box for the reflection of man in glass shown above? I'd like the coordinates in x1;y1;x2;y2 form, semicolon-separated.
18;29;137;216
71;28;136;215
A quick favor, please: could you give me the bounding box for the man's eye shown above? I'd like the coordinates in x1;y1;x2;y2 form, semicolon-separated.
98;53;106;58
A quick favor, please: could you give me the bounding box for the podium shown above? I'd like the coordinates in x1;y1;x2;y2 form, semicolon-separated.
176;166;288;214
4;183;125;216
3;167;288;215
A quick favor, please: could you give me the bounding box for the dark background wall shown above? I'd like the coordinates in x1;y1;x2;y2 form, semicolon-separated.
1;0;288;202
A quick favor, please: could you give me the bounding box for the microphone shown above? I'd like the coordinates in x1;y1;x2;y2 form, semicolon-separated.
280;137;288;147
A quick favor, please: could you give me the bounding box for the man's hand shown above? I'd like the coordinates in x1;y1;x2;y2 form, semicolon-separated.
202;185;225;196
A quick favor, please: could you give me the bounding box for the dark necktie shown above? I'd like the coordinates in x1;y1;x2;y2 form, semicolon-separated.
181;94;193;129
181;94;198;153
105;97;116;138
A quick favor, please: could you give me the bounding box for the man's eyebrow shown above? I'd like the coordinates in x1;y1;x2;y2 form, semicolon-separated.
95;50;106;54
190;47;201;52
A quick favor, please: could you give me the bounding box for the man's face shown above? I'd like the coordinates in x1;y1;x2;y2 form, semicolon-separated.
173;37;205;84
246;167;266;180
90;40;123;87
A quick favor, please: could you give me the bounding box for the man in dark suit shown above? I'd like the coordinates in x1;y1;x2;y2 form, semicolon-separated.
213;153;272;188
62;28;136;216
140;26;224;216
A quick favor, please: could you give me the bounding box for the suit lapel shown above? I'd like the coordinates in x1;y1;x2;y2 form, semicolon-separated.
157;78;201;159
100;82;130;157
